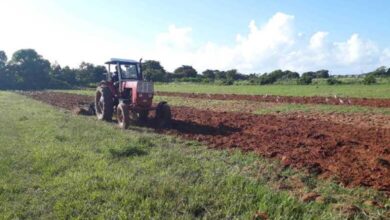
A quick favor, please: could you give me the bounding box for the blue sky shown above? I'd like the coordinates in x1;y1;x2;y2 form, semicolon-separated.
1;0;389;74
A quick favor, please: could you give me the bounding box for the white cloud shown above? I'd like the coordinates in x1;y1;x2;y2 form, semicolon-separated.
0;0;144;67
334;34;379;65
151;12;389;74
155;25;193;51
152;12;296;73
380;48;390;64
309;32;328;50
1;5;388;74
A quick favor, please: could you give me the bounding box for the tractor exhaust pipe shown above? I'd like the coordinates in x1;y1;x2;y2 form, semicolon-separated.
139;58;143;77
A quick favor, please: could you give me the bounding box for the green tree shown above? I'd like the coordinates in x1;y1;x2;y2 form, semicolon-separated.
8;49;51;89
76;62;106;85
297;75;313;85
301;71;315;78
48;63;76;88
142;60;166;73
202;69;216;80
326;78;342;85
142;60;167;82
283;70;300;79
302;70;329;79
49;62;62;80
60;66;77;85
363;74;377;85
214;70;226;80
0;50;11;89
314;70;329;78
0;51;6;67
370;66;388;77
173;65;198;78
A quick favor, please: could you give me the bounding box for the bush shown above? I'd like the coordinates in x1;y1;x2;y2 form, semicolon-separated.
326;78;342;85
297;75;313;85
175;77;203;83
223;79;234;85
233;80;252;86
363;75;377;85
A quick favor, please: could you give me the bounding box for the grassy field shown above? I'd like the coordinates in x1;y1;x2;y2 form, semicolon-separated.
155;83;390;99
1;91;389;219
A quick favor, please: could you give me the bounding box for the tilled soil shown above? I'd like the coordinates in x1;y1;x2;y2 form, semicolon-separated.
160;96;390;129
22;91;390;194
292;113;390;129
156;91;390;108
168;107;390;193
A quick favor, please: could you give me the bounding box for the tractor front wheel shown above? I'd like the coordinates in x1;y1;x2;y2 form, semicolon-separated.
117;103;130;129
95;86;113;121
155;102;172;128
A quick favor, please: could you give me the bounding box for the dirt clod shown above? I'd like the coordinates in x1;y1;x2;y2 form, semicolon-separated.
363;200;379;207
253;211;268;220
333;204;361;218
301;192;320;202
377;158;390;168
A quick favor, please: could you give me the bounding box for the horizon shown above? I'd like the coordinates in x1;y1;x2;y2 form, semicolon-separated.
1;0;389;75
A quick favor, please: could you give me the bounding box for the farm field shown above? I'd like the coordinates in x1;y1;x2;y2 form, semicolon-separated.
23;91;390;192
2;1;390;219
0;90;390;219
3;92;390;219
155;83;390;99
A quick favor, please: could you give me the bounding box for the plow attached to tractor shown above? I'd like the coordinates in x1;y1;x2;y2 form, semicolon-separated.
94;58;171;129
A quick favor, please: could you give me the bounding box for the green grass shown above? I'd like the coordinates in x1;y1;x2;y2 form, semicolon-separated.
1;92;389;219
155;83;390;99
53;82;390;99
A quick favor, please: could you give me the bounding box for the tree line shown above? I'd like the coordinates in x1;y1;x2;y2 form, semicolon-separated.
0;49;107;90
0;49;389;90
143;60;331;85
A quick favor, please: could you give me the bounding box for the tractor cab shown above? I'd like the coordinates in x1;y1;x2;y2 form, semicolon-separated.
105;58;143;83
103;58;153;105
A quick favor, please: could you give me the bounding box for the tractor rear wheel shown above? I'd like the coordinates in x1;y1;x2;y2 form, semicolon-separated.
117;103;130;129
155;102;172;128
95;86;113;121
139;110;149;122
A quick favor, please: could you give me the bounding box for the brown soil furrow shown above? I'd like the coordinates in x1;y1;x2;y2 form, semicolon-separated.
156;91;390;108
22;91;390;194
168;107;390;193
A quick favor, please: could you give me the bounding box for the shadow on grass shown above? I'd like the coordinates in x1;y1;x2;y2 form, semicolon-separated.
109;147;148;158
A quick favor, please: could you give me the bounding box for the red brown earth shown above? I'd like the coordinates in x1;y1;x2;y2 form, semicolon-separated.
22;91;390;194
156;95;390;129
156;91;390;108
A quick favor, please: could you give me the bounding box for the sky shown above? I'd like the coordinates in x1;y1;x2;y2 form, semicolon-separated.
0;0;389;74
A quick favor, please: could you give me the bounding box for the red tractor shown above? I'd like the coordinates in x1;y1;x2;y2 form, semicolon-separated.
95;58;171;129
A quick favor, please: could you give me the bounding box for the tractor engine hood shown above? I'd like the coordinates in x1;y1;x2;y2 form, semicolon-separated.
122;81;154;94
121;81;154;107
